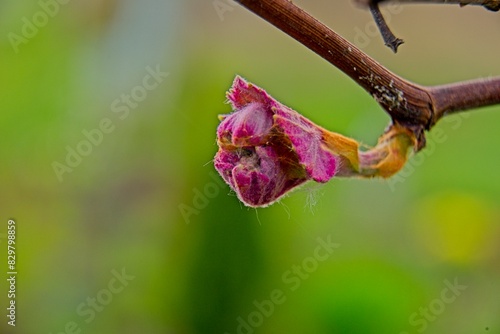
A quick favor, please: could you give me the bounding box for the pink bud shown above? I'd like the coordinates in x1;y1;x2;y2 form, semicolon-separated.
214;76;339;207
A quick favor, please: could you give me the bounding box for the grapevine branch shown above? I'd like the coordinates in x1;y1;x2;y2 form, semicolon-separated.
234;0;500;151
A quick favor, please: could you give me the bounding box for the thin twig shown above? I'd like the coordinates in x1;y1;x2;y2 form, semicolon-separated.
368;2;404;53
357;0;499;50
234;0;500;150
354;0;500;11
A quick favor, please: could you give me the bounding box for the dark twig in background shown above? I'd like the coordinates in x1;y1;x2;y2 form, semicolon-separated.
354;0;500;11
356;0;499;51
234;0;500;151
368;2;404;53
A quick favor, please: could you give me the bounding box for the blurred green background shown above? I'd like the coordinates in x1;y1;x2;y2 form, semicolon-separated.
1;1;499;333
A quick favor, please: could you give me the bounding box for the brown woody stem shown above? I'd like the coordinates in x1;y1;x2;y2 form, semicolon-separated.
429;77;500;119
234;0;500;150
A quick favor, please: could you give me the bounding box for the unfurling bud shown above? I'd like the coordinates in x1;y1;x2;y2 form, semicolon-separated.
214;76;416;207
